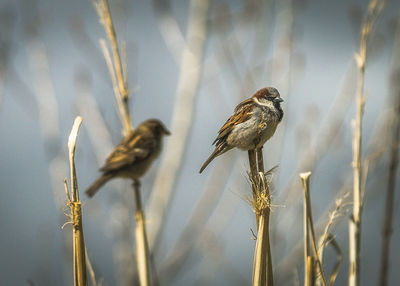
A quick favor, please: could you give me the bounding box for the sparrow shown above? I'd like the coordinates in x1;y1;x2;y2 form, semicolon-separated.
86;119;170;197
199;87;283;173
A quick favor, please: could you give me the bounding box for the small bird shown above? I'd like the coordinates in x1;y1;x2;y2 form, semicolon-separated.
86;119;170;197
199;87;284;173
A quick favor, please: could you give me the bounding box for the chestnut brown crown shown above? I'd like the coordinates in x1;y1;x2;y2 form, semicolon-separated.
253;87;283;103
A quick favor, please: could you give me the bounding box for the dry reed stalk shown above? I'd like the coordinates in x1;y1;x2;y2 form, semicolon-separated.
133;180;151;286
305;256;315;286
249;149;273;286
303;172;311;286
248;149;260;227
317;195;346;286
319;234;342;286
92;0;132;135
378;18;400;286
91;0;154;284
300;172;327;286
147;0;209;253
349;1;384;285
64;116;87;286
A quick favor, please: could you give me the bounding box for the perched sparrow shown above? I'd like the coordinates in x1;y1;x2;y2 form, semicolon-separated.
86;119;170;197
199;87;283;173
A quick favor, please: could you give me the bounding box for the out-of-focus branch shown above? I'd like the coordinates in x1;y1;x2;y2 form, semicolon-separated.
158;154;236;285
86;248;100;286
147;0;210;253
277;60;357;208
378;16;400;286
75;73;114;163
152;0;185;63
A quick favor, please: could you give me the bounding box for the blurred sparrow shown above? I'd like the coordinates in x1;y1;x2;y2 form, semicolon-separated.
86;119;170;197
199;87;283;173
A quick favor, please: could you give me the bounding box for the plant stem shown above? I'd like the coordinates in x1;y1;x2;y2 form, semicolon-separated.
349;2;385;284
67;116;87;286
305;256;315;286
303;173;311;286
133;180;151;286
251;149;273;286
300;172;327;286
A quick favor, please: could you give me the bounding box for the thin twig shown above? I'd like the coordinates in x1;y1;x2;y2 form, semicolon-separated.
86;247;98;286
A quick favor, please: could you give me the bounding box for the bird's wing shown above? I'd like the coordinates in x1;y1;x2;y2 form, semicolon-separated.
100;132;156;172
213;98;254;145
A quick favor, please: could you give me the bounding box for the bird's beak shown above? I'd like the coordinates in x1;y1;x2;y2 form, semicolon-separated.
274;97;284;103
163;128;171;135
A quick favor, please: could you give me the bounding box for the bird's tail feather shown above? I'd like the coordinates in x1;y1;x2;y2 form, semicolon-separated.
86;174;113;197
199;146;230;173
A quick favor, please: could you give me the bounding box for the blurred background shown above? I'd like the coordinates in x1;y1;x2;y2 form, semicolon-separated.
0;0;399;285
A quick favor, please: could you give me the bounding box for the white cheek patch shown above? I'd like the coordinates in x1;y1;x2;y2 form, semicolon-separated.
253;97;274;108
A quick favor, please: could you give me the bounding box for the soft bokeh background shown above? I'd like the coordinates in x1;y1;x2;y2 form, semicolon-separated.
0;0;399;285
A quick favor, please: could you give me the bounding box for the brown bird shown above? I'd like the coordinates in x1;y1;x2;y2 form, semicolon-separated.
86;119;170;197
199;87;283;173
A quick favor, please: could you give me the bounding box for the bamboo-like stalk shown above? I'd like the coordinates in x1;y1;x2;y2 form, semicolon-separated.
64;116;87;286
91;0;153;284
133;180;151;286
305;256;315;286
349;1;384;285
253;213;269;286
92;0;132;135
248;149;259;227
303;172;311;286
250;149;273;286
258;148;273;286
300;172;327;286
